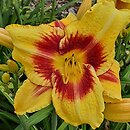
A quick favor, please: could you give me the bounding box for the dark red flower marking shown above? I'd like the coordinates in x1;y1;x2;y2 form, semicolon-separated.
54;21;65;29
33;85;51;97
98;70;119;83
59;33;94;54
53;65;94;101
33;55;54;80
35;33;62;55
86;43;107;72
33;33;62;80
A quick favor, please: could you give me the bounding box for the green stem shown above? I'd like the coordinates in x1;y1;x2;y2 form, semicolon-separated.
51;110;57;130
0;83;37;130
50;0;56;22
113;123;126;130
0;10;3;27
40;0;45;23
57;122;68;130
82;124;86;130
0;86;14;105
69;125;76;130
18;115;30;130
55;0;79;15
3;84;12;94
13;0;22;24
13;73;19;94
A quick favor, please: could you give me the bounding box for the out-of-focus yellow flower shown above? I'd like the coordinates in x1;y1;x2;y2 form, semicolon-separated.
0;28;13;48
7;60;18;73
0;60;18;73
2;72;10;83
104;98;130;122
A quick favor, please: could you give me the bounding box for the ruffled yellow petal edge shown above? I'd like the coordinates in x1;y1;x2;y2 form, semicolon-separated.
14;79;52;115
50;12;77;28
98;60;122;103
5;24;63;86
104;98;130;122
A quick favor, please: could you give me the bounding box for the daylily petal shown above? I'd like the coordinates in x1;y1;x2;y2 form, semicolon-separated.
14;79;52;115
64;1;130;75
104;98;130;122
50;13;77;29
12;48;54;86
6;24;64;57
52;64;104;129
6;24;64;86
98;60;122;102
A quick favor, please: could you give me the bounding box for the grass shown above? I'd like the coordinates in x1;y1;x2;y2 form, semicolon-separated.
0;0;130;130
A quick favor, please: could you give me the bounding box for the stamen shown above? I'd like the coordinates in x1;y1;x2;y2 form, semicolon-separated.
71;55;75;71
65;58;67;61
63;53;82;84
64;58;71;84
77;62;82;74
62;74;70;84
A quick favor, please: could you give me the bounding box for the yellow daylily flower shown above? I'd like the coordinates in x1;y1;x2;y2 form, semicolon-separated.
4;1;130;129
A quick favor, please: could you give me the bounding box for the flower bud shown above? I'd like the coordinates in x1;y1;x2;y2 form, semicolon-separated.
7;60;18;73
104;98;130;122
0;64;9;71
2;73;10;83
0;28;13;48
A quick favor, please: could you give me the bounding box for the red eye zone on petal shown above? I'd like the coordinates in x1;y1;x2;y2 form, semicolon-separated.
59;33;94;54
35;33;62;55
32;33;63;81
86;43;107;71
53;65;94;101
33;85;52;97
54;21;65;29
99;70;119;83
33;55;54;80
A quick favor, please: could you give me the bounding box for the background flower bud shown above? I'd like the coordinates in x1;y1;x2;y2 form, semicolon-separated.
2;73;10;83
7;60;18;73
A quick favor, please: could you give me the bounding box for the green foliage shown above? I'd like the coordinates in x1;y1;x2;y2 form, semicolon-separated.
0;0;79;27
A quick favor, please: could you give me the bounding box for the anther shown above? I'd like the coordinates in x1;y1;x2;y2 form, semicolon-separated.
65;58;67;61
70;60;72;65
72;53;74;57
